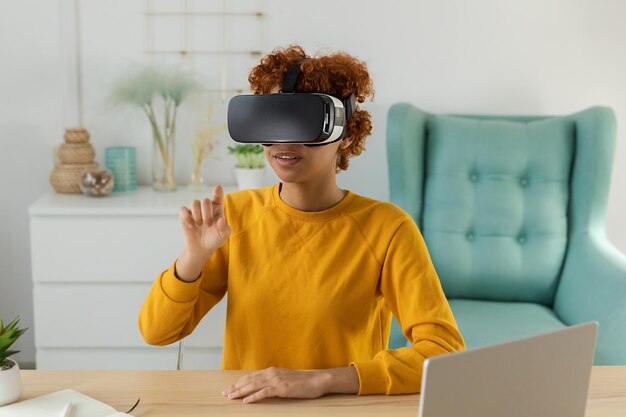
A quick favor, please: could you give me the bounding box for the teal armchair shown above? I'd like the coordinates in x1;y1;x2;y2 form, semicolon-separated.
386;104;626;365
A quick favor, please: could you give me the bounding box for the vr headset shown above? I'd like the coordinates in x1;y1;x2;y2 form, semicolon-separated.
227;59;356;147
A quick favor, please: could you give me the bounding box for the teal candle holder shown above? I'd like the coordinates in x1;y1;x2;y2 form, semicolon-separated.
105;146;137;192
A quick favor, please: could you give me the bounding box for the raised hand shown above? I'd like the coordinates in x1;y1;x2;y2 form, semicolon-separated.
175;184;232;282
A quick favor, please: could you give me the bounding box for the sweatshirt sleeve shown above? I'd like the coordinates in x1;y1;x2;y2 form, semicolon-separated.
350;217;466;395
138;238;229;346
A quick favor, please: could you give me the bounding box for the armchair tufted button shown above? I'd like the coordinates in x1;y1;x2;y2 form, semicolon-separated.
467;233;475;241
469;173;478;182
520;177;529;187
518;235;526;244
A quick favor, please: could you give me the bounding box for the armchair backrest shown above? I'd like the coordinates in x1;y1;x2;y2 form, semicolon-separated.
385;105;605;305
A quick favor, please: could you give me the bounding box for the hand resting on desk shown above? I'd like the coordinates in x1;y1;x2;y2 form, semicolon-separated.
222;366;360;404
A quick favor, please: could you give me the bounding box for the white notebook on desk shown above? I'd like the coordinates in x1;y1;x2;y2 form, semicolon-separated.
0;389;131;417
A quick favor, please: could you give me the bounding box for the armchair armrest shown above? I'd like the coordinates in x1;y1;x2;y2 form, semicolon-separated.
554;106;625;364
554;231;626;364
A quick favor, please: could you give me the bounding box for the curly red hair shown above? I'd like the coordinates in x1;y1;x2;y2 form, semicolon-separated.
248;45;375;173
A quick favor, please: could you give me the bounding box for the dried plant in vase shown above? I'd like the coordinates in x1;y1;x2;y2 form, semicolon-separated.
188;103;226;190
110;65;201;191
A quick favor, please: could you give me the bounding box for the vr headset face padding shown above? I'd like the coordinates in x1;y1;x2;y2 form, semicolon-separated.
227;59;357;146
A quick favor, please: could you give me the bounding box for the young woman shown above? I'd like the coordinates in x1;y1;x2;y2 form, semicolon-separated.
139;45;465;404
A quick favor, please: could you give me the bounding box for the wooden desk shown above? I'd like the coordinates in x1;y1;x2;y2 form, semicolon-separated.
19;367;626;416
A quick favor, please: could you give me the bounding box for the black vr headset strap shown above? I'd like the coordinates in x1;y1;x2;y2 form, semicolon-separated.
343;93;356;121
281;59;307;94
282;58;357;122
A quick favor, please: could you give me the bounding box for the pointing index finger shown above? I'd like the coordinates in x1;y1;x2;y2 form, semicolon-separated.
212;184;224;205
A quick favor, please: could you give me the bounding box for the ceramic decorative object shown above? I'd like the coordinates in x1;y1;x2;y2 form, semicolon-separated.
50;128;99;194
110;65;201;192
105;147;137;192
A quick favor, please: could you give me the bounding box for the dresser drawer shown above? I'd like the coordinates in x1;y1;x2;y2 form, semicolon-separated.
33;283;227;348
30;216;185;283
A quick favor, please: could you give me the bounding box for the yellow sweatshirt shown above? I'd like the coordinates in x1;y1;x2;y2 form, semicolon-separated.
138;182;465;395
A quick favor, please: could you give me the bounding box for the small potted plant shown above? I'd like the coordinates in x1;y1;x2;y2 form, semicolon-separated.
227;144;266;190
0;315;28;406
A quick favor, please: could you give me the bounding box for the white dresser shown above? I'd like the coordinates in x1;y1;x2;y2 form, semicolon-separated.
28;185;238;370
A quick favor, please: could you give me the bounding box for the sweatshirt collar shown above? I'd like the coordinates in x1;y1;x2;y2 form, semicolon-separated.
272;182;355;221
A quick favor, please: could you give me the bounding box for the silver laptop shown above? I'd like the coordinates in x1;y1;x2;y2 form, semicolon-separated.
418;322;598;417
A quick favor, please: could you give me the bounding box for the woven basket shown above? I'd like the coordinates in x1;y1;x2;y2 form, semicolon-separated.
58;143;95;164
63;128;90;144
50;162;99;194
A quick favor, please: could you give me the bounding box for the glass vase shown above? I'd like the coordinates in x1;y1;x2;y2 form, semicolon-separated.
189;158;210;192
151;127;177;191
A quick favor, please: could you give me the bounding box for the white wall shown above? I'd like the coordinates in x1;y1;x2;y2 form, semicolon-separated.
1;0;625;367
0;0;63;367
